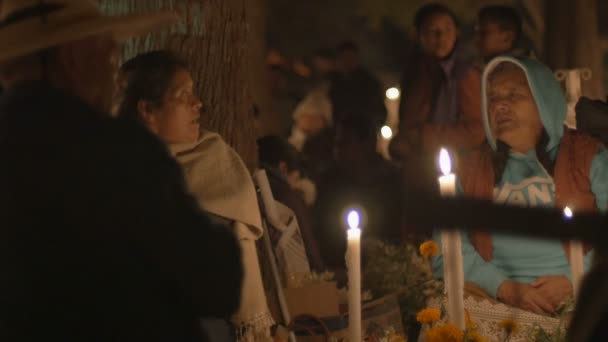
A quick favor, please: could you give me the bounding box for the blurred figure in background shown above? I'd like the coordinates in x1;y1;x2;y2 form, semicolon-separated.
329;41;387;130
391;3;484;196
313;115;404;281
289;49;335;151
258;135;325;272
477;5;529;62
0;2;241;341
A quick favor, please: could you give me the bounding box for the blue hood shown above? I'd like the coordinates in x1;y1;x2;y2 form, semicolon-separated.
481;56;567;152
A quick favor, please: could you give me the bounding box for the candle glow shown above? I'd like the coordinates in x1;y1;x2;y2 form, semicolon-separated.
439;148;451;176
347;210;360;229
437;147;465;329
345;208;362;341
564;206;573;220
380;125;393;139
385;87;400;100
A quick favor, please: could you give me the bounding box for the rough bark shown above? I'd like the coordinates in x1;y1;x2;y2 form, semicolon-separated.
245;0;273;137
100;0;260;171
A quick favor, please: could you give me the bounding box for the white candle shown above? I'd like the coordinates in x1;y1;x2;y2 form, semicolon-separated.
565;207;584;297
346;210;362;342
438;148;465;330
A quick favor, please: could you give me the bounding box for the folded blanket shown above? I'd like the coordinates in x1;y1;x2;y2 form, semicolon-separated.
170;131;273;341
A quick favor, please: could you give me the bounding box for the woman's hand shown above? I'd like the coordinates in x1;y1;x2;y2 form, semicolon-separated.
531;275;573;309
497;280;554;315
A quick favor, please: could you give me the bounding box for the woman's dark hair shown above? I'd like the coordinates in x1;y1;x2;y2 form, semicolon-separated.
478;6;523;43
117;50;189;121
414;3;459;31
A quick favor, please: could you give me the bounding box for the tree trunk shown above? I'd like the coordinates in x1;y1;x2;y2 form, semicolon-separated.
99;0;260;171
245;0;273;137
544;0;604;99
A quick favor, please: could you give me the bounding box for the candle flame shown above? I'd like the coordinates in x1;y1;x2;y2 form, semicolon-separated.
385;87;400;100
347;210;360;229
439;148;451;175
564;206;573;219
380;125;393;139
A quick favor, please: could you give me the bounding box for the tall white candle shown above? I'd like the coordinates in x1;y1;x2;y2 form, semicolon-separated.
564;207;584;297
346;210;362;342
438;148;465;330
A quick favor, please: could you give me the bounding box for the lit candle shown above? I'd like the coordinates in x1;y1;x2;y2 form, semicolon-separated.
565;207;584;297
346;210;362;342
438;148;465;330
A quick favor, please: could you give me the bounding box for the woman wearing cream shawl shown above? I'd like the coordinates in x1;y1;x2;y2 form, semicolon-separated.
118;51;273;341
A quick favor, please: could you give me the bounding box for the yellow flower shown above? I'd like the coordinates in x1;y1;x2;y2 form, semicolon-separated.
425;323;464;342
425;326;443;342
499;319;520;334
420;241;440;259
439;323;465;342
416;308;441;324
467;331;488;342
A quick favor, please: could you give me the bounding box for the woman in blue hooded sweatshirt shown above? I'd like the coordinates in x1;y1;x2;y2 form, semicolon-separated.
432;56;608;316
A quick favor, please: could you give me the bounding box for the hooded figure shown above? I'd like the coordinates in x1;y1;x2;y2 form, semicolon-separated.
431;56;608;316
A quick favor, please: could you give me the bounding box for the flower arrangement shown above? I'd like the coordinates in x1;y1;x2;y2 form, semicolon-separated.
420;241;440;260
415;308;526;342
362;239;443;340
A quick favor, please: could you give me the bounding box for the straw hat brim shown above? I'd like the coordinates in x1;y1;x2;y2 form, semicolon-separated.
0;11;178;64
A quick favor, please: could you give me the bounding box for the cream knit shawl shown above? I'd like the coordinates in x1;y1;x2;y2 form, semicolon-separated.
170;131;273;341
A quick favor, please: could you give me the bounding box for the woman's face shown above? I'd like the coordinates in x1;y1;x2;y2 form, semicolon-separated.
142;69;202;144
418;13;458;59
487;65;542;152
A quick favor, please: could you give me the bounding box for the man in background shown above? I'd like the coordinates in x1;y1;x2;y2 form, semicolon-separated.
0;1;242;340
477;5;529;61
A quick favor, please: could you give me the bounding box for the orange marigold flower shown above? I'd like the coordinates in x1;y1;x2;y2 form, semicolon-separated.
420;241;440;259
499;319;520;334
416;308;441;324
438;323;465;342
425;323;464;342
467;331;488;342
425;326;443;342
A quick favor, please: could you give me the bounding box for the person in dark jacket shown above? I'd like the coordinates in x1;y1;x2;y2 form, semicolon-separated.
329;41;387;130
0;1;242;341
258;135;325;272
476;5;530;61
390;3;484;198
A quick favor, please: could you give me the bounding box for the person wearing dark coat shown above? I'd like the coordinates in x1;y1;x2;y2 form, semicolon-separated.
0;1;242;341
329;41;387;130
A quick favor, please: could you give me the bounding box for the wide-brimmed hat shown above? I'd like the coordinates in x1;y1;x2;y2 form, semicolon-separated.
0;0;178;64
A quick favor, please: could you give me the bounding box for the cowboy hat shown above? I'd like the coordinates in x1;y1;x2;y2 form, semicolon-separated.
0;0;178;64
